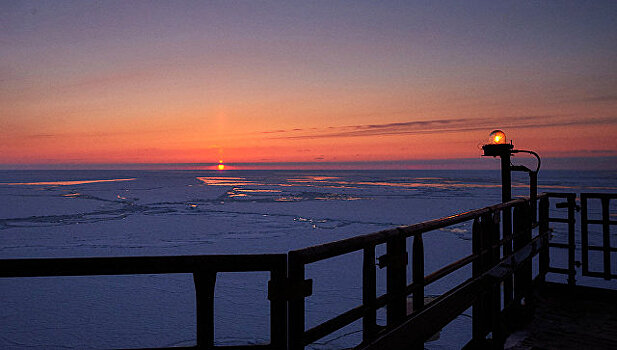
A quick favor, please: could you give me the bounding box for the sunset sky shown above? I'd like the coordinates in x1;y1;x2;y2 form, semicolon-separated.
2;1;616;170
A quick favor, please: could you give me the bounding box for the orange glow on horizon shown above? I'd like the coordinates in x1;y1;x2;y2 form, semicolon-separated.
1;3;616;169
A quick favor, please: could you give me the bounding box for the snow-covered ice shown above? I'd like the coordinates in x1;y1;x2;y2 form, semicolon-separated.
1;170;615;349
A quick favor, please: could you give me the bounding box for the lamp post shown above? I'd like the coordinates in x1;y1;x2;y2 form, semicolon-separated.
482;130;514;204
481;130;541;315
482;130;541;220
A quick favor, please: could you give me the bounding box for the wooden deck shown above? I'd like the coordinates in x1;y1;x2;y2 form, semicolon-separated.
504;282;617;350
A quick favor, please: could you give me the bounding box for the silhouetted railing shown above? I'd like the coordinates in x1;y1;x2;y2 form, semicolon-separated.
288;195;550;349
545;192;617;284
581;193;617;280
544;192;578;285
0;254;288;350
1;192;615;349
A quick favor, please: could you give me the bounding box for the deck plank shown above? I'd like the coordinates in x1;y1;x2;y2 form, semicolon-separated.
505;282;617;350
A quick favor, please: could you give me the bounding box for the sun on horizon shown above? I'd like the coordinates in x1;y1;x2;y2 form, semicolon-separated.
0;2;615;171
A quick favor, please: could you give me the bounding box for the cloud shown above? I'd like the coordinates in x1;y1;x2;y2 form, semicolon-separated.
260;129;289;134
264;115;617;140
25;134;56;138
581;95;617;102
545;149;617;156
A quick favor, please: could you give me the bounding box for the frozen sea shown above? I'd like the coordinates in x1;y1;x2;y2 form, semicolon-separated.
1;170;616;349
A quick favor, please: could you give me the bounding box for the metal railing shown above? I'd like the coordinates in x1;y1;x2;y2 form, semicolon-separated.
287;195;550;349
581;193;617;280
4;191;614;349
544;192;578;285
0;254;288;350
544;192;616;285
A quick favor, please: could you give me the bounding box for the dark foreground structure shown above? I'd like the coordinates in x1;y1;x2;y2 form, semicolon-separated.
1;192;615;349
504;281;617;350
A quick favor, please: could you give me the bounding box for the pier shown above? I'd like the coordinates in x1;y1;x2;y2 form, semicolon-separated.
1;191;615;349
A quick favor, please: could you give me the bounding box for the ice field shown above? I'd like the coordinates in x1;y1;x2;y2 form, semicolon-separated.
1;170;615;349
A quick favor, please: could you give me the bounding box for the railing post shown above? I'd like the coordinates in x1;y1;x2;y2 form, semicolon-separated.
194;270;217;349
567;194;576;286
489;211;504;347
530;171;538;224
477;212;502;347
362;245;377;342
524;202;533;293
471;216;486;343
288;252;305;350
539;196;550;280
412;234;425;315
502;206;513;308
270;257;288;350
386;234;407;326
513;203;532;305
410;234;425;350
602;197;611;280
581;194;589;276
472;212;502;346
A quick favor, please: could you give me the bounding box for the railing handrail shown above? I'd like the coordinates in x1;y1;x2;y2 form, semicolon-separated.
581;193;617;199
0;253;287;277
546;192;617;283
4;191;614;350
291;195;543;264
0;253;289;350
287;194;548;349
357;232;548;350
580;192;617;281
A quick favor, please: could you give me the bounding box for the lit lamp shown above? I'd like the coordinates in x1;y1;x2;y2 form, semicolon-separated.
482;130;513;157
482;130;514;203
482;129;541;220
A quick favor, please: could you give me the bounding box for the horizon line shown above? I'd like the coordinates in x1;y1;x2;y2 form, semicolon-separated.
1;156;616;171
